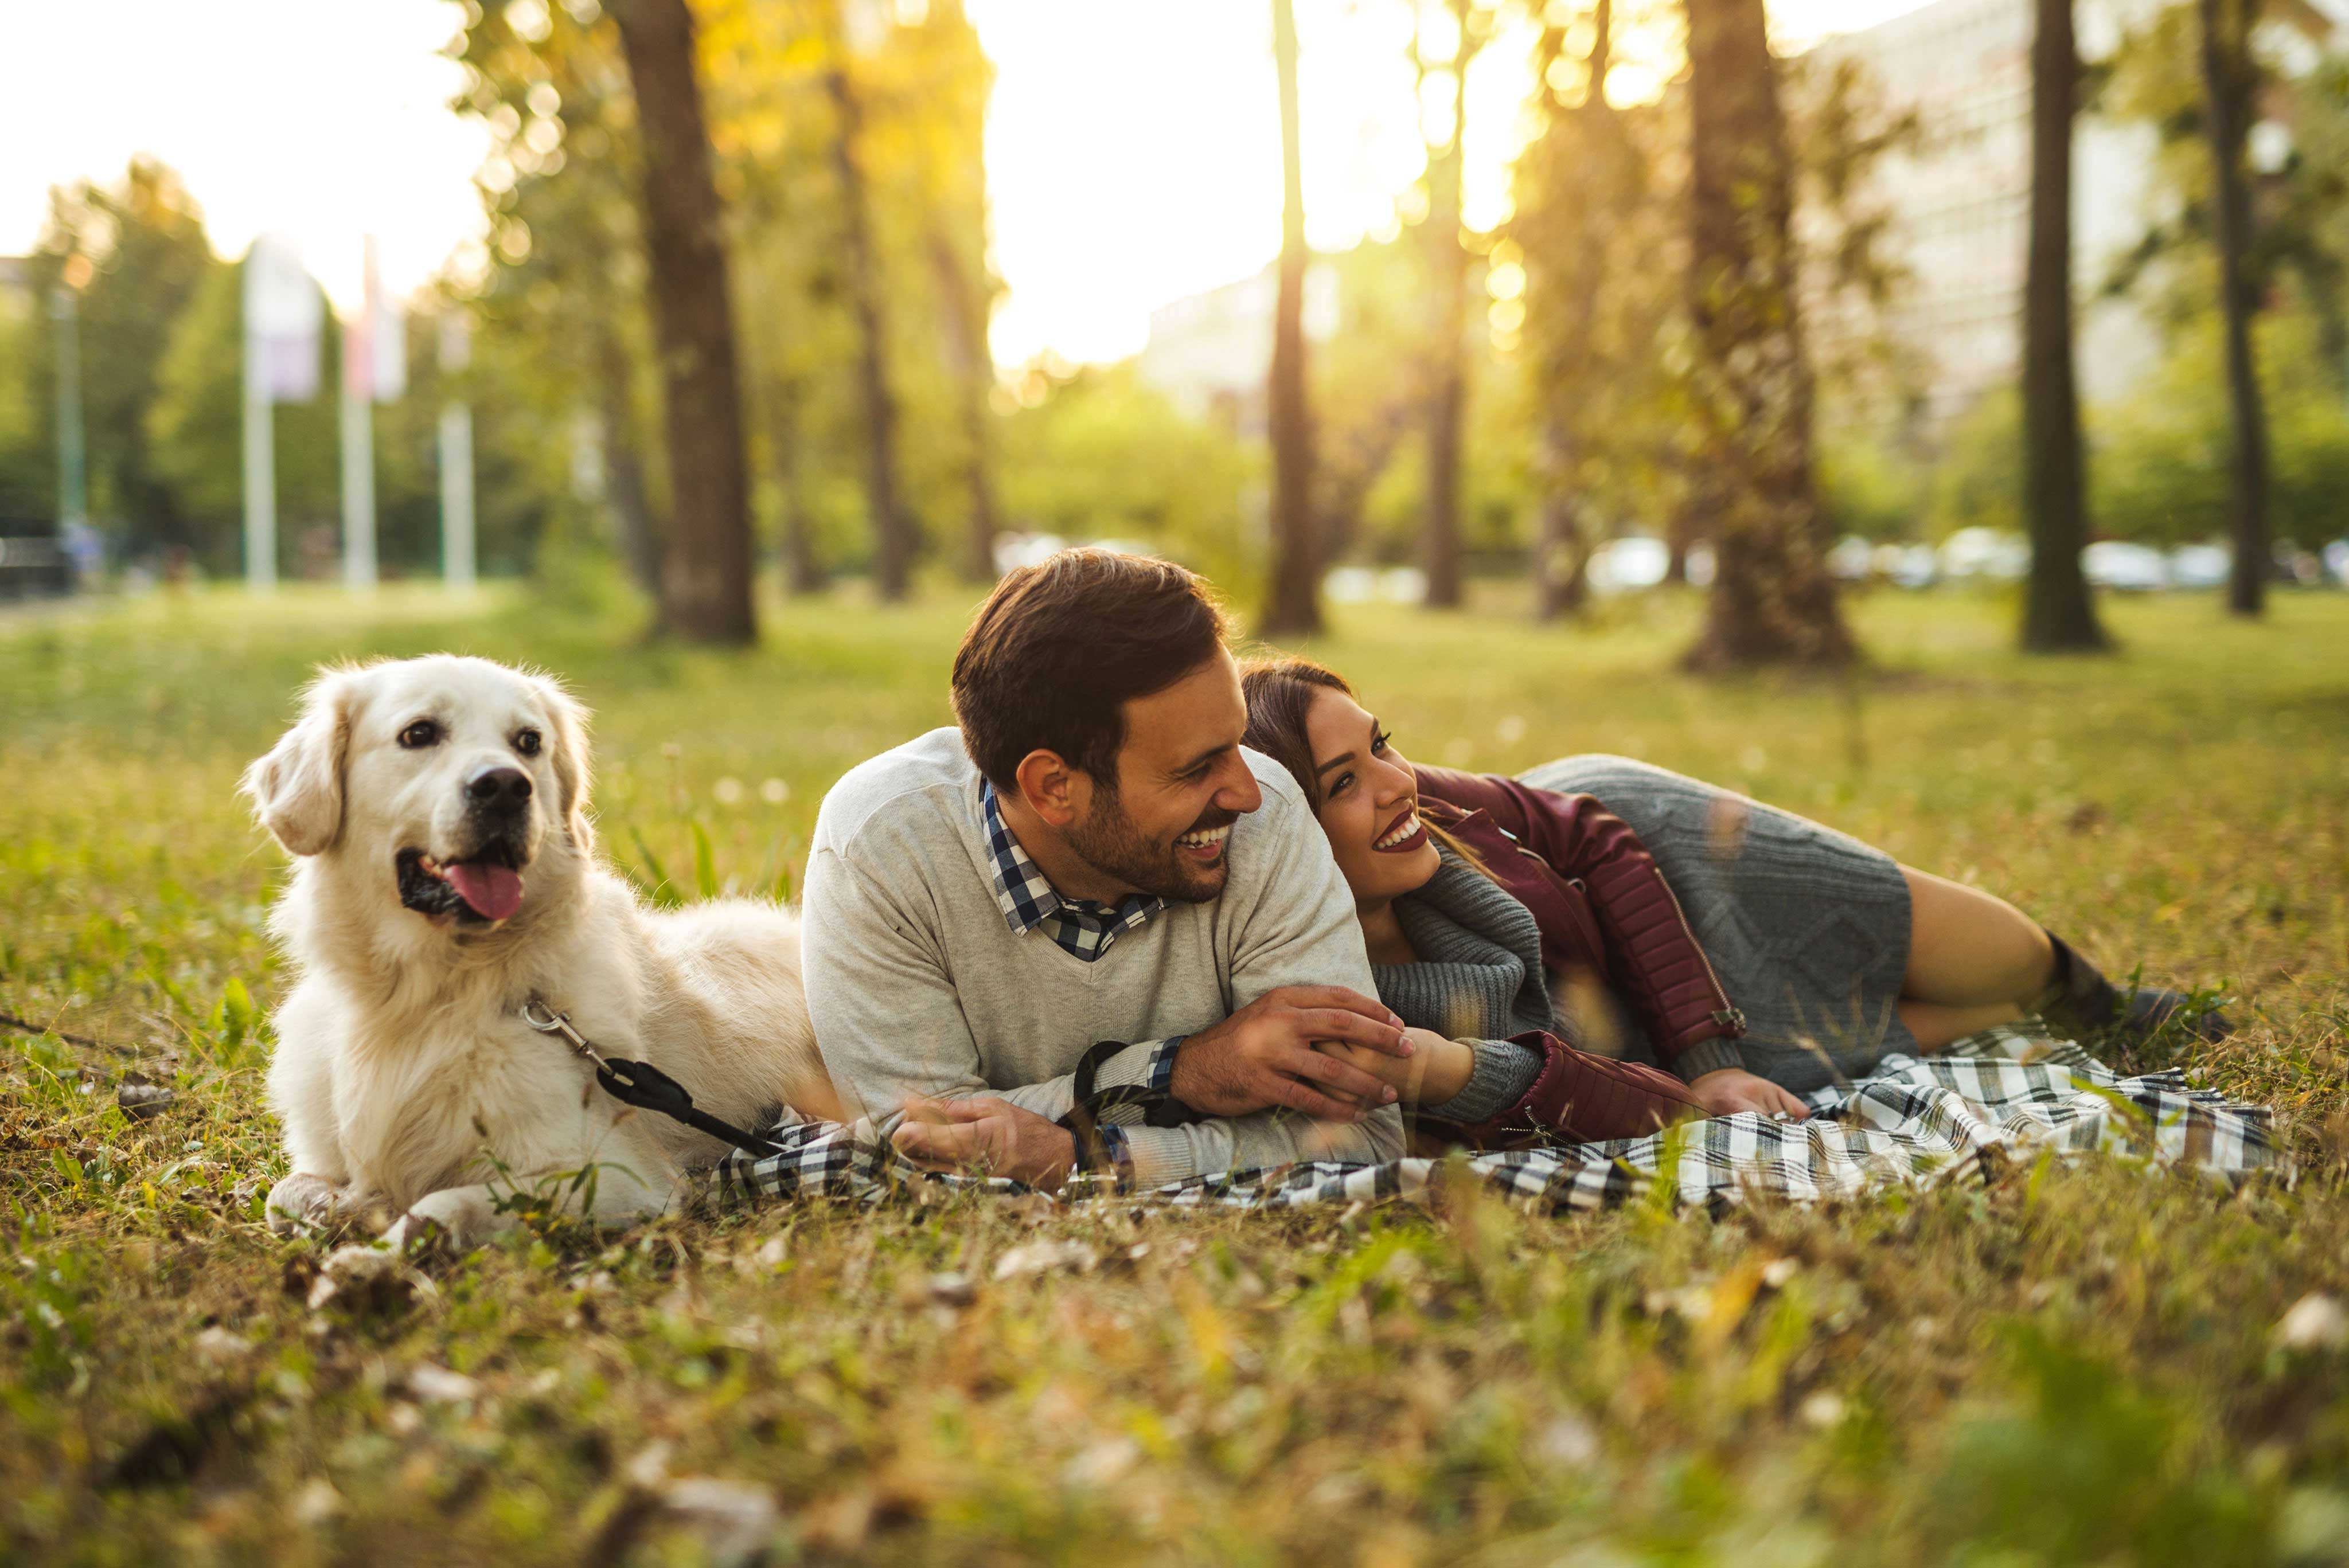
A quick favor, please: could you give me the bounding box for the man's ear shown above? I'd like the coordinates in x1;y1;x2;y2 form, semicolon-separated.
1012;749;1090;828
530;672;595;850
241;667;359;857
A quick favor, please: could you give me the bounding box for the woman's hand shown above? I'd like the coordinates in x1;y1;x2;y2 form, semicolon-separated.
1314;1028;1474;1107
1686;1067;1810;1120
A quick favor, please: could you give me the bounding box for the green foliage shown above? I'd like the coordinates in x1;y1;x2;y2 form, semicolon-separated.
1925;388;2023;540
2094;315;2349;547
995;364;1259;582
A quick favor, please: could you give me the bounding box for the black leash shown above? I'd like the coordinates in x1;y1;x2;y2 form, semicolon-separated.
520;998;787;1159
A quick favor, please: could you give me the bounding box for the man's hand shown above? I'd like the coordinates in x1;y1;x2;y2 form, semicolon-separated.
1687;1067;1810;1120
1169;985;1412;1121
892;1097;1078;1189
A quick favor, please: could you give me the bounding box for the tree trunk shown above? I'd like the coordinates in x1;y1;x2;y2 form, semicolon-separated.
594;324;666;598
1261;0;1322;638
824;22;916;602
1314;392;1415;569
930;231;1001;584
1532;3;1612;624
2020;0;2109;651
1419;0;1475;610
766;371;826;596
1679;0;1854;669
607;0;757;644
2199;0;2270;618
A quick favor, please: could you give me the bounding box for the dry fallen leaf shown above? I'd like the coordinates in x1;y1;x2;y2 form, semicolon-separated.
405;1363;480;1403
2276;1293;2348;1352
991;1238;1096;1281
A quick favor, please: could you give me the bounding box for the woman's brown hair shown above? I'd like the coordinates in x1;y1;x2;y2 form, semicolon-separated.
1239;657;1489;877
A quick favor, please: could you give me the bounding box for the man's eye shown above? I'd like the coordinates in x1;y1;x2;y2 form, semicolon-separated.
398;720;441;749
513;728;543;757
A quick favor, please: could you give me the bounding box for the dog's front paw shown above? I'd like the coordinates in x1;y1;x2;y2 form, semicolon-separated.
267;1172;351;1235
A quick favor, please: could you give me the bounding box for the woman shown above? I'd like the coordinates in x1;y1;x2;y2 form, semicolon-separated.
1240;658;2219;1146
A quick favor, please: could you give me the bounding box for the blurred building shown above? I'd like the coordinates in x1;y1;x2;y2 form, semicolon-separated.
1137;260;1340;430
1815;0;2349;424
1812;0;2164;423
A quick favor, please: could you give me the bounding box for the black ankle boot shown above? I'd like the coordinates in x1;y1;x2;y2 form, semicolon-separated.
2040;931;2231;1043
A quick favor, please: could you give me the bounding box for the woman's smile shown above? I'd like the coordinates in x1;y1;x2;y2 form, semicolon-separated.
1372;807;1426;855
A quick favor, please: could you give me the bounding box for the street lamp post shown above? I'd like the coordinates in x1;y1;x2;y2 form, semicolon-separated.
49;285;86;535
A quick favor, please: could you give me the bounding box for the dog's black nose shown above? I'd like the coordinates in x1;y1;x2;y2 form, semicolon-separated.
466;765;533;812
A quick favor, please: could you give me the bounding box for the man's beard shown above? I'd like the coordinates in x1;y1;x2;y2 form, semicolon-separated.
1067;789;1237;905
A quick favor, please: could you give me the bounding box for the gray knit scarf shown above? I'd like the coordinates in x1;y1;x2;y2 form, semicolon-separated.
1372;848;1562;1043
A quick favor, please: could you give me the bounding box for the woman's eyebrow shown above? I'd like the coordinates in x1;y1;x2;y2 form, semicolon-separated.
1314;750;1356;777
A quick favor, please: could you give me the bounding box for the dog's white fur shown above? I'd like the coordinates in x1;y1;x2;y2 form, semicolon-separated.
244;655;837;1250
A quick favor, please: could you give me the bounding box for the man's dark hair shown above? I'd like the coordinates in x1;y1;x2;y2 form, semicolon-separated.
952;549;1231;791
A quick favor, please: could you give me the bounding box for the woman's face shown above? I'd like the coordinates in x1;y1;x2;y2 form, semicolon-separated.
1302;686;1442;906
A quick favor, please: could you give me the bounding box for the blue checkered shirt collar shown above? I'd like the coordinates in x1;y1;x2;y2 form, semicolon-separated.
980;781;1166;963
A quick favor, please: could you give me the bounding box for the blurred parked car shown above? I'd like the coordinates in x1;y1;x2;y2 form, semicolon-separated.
2166;543;2230;590
1938;527;2030;581
1828;535;1874;581
2324;539;2349;586
1589;536;1671;594
1875;543;1938;588
2083;541;2169;591
1325;565;1428;604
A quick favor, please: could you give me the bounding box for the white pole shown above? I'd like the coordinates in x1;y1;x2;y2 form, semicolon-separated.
439;402;475;589
340;363;376;590
241;306;276;592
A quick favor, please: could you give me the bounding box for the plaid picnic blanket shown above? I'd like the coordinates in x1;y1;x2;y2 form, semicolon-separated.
705;1023;2282;1215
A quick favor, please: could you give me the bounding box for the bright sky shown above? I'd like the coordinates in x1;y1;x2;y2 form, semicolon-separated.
0;0;1935;368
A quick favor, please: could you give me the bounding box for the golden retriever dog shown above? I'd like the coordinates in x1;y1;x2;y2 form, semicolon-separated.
244;655;837;1251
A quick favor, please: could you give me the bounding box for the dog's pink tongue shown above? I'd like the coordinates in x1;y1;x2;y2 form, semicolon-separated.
446;862;524;921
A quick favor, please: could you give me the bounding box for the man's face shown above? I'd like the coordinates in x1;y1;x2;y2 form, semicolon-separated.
1066;650;1264;904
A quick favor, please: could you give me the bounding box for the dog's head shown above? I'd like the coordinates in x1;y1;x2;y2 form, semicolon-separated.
241;656;594;930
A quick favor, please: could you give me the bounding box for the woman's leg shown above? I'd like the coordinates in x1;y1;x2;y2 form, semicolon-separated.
1898;998;2024;1052
1899;866;2056;1007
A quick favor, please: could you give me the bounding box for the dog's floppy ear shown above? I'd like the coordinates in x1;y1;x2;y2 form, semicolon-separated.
533;674;595;850
241;668;359;857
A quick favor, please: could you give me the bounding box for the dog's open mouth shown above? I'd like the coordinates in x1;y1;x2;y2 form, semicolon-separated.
397;845;527;925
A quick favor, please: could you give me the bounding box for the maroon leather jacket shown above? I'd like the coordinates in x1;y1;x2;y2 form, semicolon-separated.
1405;766;1747;1147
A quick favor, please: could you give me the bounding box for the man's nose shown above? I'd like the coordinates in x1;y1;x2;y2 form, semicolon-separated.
1215;756;1264;814
466;765;533;813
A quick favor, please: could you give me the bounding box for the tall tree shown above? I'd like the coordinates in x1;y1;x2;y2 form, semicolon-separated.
608;0;757;643
2020;0;2110;650
1417;0;1483;609
17;161;217;556
1520;1;1628;621
1261;0;1322;637
1680;0;1854;668
2198;0;2270;616
821;0;918;601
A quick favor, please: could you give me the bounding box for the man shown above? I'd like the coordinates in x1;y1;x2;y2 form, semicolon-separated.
800;550;1412;1190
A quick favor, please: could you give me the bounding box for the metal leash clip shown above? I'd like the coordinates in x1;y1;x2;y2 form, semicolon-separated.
520;996;610;1070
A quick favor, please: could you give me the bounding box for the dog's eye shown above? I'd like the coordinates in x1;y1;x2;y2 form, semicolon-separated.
398;720;441;750
513;728;543;758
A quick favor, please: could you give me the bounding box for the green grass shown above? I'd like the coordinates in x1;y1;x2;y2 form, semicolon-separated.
5;579;2349;1566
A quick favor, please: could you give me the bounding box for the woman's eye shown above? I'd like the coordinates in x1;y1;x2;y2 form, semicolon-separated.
398;720;440;749
1371;730;1392;754
1329;772;1353;798
514;728;543;757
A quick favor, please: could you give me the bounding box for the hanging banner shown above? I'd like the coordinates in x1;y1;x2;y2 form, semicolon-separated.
342;237;408;404
243;233;321;402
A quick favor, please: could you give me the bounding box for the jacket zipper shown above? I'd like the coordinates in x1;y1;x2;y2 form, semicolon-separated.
1651;867;1744;1038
